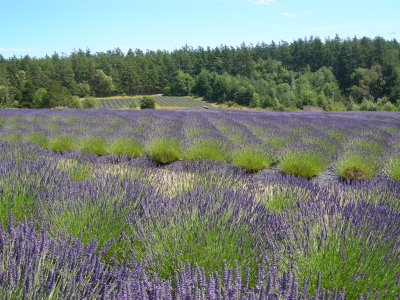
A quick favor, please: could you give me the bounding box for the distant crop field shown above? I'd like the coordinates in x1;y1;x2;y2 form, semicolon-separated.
97;96;208;109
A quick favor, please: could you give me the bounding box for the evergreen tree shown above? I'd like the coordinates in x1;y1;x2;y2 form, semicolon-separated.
92;69;115;97
193;70;213;99
32;88;50;108
0;36;398;110
169;71;195;96
0;86;13;107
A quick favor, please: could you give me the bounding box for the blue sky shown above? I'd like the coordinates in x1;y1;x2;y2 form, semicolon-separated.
1;0;399;58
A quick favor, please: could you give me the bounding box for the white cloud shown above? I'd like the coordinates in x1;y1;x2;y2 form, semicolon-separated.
279;10;313;18
311;26;337;31
248;0;276;5
280;12;297;18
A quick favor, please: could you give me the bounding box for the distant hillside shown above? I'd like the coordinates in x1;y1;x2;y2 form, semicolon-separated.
1;36;399;111
97;96;209;109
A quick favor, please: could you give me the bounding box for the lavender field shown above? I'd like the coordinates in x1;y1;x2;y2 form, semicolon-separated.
97;96;208;109
0;109;399;299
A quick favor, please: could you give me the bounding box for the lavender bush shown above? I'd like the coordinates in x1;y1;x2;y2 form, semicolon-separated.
0;109;399;298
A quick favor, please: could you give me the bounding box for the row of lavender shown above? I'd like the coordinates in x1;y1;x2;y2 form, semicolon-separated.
0;109;399;180
0;139;399;298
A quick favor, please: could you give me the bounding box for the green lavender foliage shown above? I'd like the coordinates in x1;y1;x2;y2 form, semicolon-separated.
145;137;181;163
230;146;271;172
337;153;375;180
280;152;326;179
48;135;75;153
107;136;144;157
385;157;400;182
79;136;107;156
184;138;228;161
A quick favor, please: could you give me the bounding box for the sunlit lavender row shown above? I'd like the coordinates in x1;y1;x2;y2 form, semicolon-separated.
1;109;399;180
0;109;399;299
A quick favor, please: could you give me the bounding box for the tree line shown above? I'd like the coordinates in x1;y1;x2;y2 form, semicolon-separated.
0;35;399;110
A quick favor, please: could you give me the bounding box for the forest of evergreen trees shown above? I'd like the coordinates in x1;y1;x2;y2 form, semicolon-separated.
0;35;399;111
